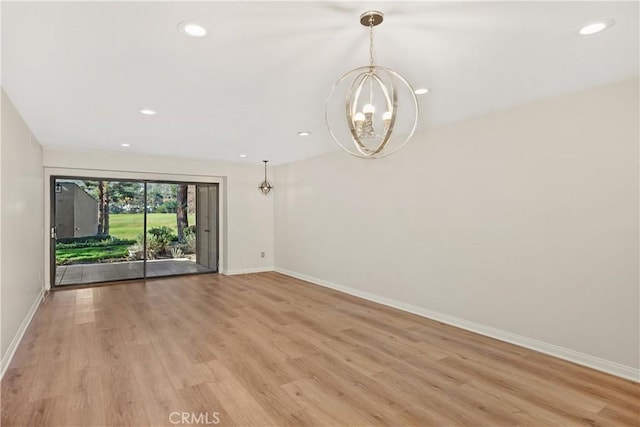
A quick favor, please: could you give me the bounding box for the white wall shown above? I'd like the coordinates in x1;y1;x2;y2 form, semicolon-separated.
274;78;639;378
43;149;274;281
1;89;45;371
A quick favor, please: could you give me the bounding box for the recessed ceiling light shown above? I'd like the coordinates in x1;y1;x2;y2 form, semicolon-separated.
578;20;613;35
298;131;311;136
240;154;247;158
178;22;207;37
121;143;131;147
138;109;157;116
414;88;430;95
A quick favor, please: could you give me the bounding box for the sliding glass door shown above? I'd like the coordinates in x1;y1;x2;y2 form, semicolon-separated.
145;183;214;278
51;177;218;286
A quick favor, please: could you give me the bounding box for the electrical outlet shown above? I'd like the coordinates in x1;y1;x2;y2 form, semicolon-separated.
260;251;265;258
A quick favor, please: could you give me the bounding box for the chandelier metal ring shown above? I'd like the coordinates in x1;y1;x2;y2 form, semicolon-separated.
325;65;419;159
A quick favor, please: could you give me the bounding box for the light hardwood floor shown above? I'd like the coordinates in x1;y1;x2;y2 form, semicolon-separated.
1;272;638;426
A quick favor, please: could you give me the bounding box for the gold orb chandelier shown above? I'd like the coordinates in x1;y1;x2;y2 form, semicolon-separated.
325;11;419;159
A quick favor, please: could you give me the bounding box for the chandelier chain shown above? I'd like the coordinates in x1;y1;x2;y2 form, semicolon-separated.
369;17;375;69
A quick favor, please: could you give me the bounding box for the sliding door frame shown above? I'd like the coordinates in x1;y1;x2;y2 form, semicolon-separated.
44;167;226;289
48;176;58;289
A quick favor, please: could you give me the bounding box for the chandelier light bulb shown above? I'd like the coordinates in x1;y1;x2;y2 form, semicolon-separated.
383;111;393;121
363;104;376;114
354;112;365;122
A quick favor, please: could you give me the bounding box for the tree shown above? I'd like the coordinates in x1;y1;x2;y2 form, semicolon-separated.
109;182;143;213
176;183;189;241
97;181;109;235
88;181;144;234
147;183;177;212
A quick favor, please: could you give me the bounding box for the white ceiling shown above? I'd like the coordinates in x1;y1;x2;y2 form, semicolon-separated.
2;1;638;165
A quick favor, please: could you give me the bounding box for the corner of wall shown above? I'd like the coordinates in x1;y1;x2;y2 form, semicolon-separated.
1;90;46;376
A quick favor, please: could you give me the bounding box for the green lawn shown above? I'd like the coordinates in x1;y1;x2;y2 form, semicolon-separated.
56;213;195;264
56;244;130;265
109;213;195;240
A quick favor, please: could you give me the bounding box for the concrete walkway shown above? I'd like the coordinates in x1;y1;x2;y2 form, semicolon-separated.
55;258;214;286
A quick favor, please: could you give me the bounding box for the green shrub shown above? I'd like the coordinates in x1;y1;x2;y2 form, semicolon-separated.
147;234;167;256
148;226;177;243
127;242;155;260
180;233;196;254
170;247;184;259
133;228;174;257
184;225;196;238
56;237;135;249
57;234;110;244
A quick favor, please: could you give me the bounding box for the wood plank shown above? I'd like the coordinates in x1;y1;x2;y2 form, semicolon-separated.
206;359;276;426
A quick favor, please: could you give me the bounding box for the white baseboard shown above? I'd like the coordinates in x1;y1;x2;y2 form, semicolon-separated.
275;267;639;383
222;267;274;276
0;288;45;379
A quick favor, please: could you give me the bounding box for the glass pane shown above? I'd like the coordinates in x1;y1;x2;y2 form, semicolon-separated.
54;179;145;285
145;183;212;277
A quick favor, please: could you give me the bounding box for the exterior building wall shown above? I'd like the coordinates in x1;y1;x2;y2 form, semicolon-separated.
54;183;98;238
54;186;75;239
72;185;98;237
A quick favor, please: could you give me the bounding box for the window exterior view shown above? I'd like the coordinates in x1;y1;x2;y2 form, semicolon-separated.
53;178;218;285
